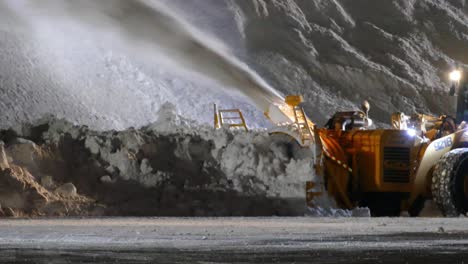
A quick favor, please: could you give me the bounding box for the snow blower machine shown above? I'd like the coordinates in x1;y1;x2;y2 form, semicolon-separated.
214;70;468;216
304;70;468;216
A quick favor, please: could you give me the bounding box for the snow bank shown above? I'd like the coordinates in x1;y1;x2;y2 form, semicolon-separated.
0;104;326;216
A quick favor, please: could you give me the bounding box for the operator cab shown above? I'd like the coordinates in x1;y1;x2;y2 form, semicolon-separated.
325;101;373;131
390;70;467;139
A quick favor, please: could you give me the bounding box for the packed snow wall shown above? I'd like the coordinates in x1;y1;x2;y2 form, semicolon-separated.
1;0;468;130
231;0;468;125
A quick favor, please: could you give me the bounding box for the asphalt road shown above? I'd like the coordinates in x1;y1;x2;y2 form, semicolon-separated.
1;217;468;263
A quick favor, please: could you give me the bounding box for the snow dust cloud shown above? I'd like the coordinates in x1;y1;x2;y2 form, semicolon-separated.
7;0;284;112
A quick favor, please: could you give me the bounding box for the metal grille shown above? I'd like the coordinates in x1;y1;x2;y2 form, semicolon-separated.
383;147;410;183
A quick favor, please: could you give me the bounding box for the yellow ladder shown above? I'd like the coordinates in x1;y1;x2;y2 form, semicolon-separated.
293;106;314;145
214;104;248;131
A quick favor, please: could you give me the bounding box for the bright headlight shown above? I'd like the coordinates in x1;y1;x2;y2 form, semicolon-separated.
407;129;417;137
450;70;462;82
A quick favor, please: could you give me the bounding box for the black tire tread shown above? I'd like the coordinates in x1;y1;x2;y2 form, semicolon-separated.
432;148;468;216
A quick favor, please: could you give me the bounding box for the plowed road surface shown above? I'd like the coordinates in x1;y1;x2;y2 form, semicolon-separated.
1;217;468;263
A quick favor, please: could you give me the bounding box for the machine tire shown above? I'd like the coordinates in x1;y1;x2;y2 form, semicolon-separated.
432;148;468;216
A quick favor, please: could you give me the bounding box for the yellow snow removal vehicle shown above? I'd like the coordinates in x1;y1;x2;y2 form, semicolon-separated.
313;103;467;216
215;70;468;216
308;70;468;216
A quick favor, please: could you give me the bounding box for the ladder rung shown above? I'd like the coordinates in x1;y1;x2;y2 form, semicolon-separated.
216;107;248;132
292;106;314;146
219;110;242;113
220;114;242;117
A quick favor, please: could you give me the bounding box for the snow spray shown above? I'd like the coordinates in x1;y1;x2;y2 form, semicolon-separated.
7;0;284;111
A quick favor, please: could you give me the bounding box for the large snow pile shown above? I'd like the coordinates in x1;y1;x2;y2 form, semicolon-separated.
0;105;319;216
1;0;468;130
232;0;468;124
